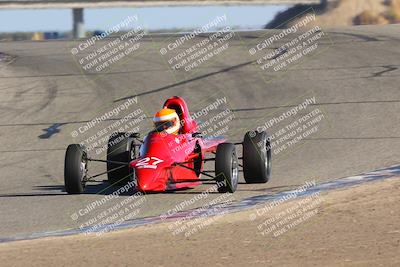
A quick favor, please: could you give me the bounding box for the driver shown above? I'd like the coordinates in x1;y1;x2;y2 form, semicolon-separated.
153;108;180;135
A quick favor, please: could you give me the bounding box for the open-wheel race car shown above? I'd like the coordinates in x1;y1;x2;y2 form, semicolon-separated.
64;96;272;194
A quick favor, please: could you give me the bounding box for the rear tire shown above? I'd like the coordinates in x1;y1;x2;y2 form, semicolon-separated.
215;143;239;193
242;131;272;183
64;144;87;194
107;132;137;186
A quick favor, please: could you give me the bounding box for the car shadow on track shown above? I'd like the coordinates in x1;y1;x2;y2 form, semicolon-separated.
0;182;300;198
0;182;133;198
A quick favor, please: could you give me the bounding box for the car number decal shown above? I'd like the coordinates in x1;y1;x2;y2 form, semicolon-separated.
135;157;164;169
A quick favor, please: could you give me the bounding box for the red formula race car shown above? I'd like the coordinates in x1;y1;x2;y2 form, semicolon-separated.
64;96;272;194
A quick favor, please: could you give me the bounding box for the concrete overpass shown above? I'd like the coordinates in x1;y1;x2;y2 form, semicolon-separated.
0;0;324;38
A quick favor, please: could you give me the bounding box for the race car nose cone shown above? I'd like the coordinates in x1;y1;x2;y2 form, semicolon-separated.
136;181;164;192
135;169;167;192
133;155;172;192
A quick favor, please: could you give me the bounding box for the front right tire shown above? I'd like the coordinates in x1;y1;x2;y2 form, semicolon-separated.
107;132;137;186
242;130;272;183
215;143;239;193
64;144;87;194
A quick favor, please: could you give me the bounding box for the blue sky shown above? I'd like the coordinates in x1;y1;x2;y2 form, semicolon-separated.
0;5;289;32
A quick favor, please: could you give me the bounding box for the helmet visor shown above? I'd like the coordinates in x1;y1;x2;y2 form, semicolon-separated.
155;120;175;132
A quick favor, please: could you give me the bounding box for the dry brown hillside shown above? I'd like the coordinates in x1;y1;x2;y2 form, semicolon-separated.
266;0;400;28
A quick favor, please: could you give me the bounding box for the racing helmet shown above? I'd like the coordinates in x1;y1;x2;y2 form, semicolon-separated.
153;108;180;135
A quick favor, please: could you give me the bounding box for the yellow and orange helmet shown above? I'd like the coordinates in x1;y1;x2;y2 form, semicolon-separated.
153;108;180;135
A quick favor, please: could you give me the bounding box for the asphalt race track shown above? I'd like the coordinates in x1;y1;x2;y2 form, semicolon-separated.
0;24;399;239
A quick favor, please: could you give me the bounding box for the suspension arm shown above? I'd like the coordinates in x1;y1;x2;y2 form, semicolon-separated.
87;158;130;166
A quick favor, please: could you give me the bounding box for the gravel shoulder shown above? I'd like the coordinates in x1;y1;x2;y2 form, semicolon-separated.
1;176;399;267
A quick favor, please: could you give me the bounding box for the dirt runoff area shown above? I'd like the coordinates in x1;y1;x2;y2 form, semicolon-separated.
1;177;399;267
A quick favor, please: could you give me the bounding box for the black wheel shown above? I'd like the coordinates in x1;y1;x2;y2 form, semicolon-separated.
64;144;87;194
242;130;272;183
107;132;137;186
215;143;239;193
